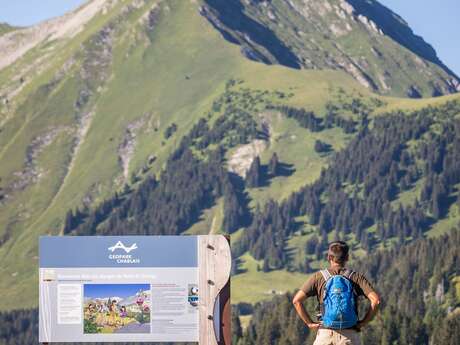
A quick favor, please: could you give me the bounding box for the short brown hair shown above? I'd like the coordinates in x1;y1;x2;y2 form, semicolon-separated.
327;241;349;264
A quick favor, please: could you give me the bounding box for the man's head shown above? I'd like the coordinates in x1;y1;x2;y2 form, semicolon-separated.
327;241;349;266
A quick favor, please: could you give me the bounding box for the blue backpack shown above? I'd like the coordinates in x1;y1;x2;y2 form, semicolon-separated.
320;269;358;329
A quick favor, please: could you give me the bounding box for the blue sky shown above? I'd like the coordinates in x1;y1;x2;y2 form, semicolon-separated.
84;284;149;299
0;0;458;76
0;0;87;27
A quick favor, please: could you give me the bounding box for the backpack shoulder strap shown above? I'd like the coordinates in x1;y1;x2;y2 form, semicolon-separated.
342;269;359;298
342;268;355;280
320;269;332;282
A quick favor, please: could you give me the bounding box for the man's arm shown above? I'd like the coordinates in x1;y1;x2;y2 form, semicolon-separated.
357;291;380;330
292;290;320;330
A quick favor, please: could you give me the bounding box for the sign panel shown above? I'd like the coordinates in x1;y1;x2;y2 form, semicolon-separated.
39;236;199;343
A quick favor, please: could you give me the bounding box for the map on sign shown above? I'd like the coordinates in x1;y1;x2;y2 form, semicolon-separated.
39;236;199;343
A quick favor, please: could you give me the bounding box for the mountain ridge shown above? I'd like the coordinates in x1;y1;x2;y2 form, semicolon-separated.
0;0;111;71
201;0;459;97
1;0;459;98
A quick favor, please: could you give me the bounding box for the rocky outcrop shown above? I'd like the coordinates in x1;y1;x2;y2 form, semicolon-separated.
10;127;68;191
336;59;378;90
199;1;301;69
228;139;268;178
118;115;150;182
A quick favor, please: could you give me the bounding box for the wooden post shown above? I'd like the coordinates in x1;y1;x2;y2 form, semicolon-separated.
198;235;231;345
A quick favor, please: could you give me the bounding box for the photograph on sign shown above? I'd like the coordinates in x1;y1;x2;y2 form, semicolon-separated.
83;283;151;334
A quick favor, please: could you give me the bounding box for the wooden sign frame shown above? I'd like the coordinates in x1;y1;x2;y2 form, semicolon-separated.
198;235;232;345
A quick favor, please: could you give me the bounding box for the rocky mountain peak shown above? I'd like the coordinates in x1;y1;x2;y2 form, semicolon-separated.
201;0;459;97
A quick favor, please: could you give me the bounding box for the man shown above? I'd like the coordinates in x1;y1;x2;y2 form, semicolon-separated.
293;241;380;345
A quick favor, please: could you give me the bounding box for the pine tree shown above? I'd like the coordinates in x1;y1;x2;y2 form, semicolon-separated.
268;152;279;176
314;139;330;153
63;210;75;234
232;310;243;345
246;156;261;188
222;185;244;233
262;259;270;272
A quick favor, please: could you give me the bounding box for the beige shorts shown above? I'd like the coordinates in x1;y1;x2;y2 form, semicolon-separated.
313;328;361;345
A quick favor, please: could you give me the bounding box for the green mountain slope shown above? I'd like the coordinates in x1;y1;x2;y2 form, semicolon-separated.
201;0;459;97
0;0;459;316
231;98;460;304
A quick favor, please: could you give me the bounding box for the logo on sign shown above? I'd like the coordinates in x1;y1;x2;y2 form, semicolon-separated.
108;241;138;253
188;284;199;307
108;240;140;264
